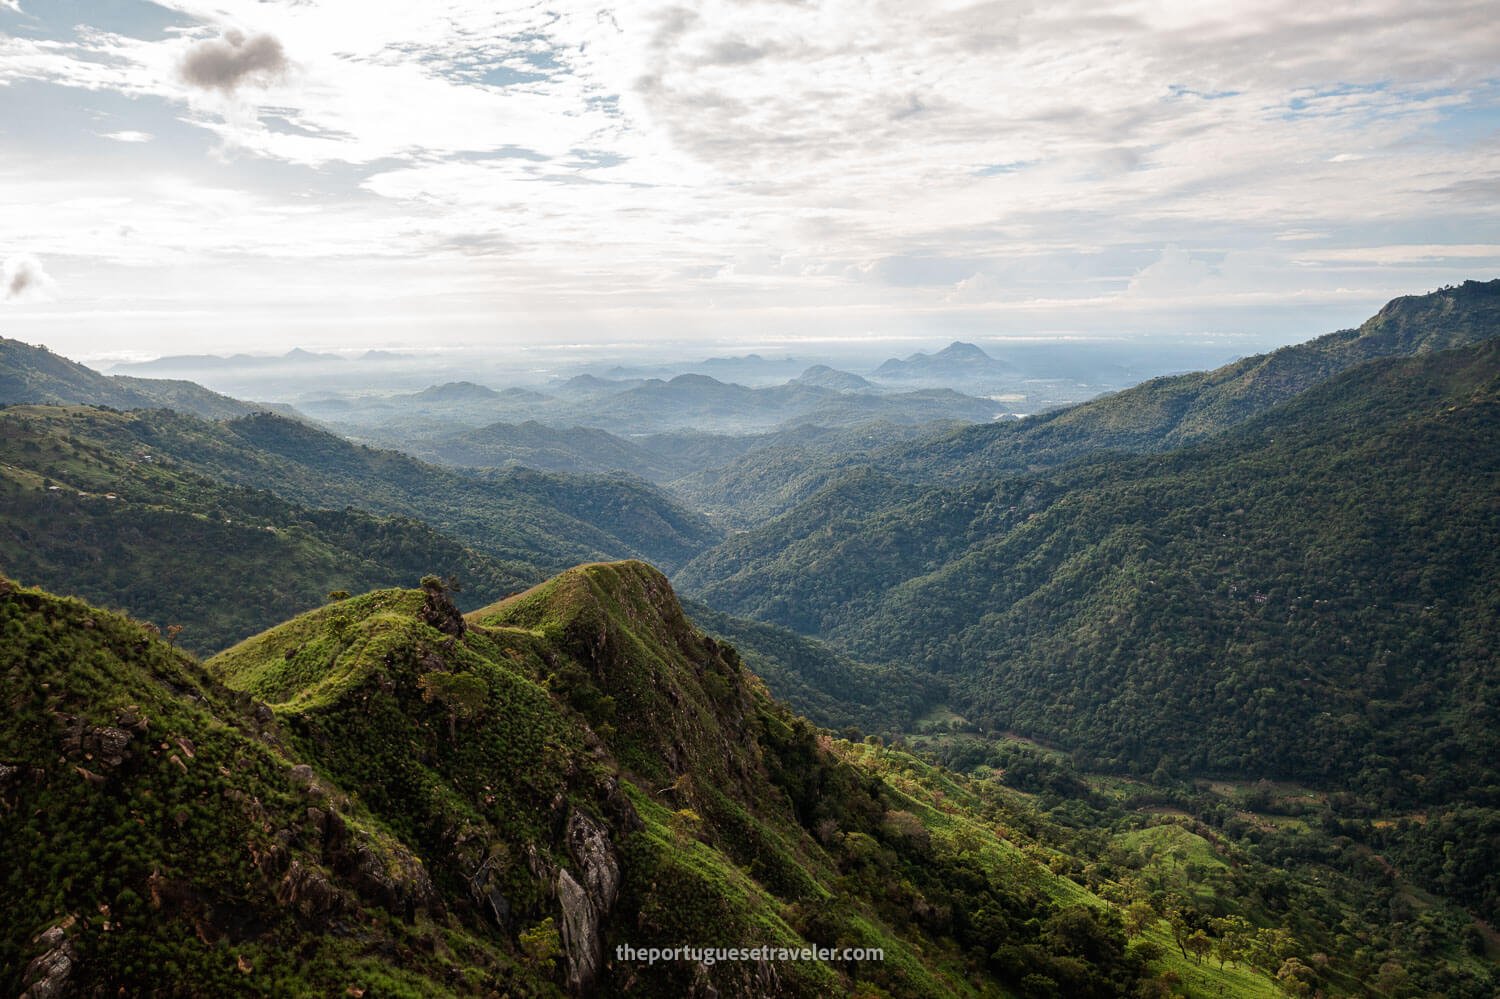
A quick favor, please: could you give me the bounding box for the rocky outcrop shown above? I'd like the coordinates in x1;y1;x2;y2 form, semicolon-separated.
563;809;621;907
419;577;466;638
276;861;342;922
556;869;600;993
347;839;436;921
20;925;76;999
555;808;622;994
0;761;18;811
56;713;143;771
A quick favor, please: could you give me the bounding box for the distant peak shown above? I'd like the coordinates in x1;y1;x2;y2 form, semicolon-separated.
412;380;501;401
667;373;724;386
794;364;875;391
934;341;992;360
283;347;342;362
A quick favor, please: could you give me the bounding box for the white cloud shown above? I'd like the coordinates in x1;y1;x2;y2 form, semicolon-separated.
1294;244;1500;265
100;130;153;143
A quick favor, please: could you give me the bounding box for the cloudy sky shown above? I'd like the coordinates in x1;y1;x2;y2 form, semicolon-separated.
2;0;1498;362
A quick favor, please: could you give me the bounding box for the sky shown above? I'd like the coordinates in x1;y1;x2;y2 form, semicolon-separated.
2;0;1499;363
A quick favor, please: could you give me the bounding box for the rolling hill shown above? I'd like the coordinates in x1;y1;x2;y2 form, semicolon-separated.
0;404;540;653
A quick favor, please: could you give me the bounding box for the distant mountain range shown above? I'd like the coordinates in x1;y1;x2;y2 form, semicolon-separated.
108;347;345;373
5;281;1500;996
654;279;1500;526
306;370;1004;438
866;278;1500;482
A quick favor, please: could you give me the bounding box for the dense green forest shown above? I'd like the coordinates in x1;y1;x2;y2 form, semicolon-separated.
679;338;1500;807
0;404;545;653
682;597;948;734
0;400;947;732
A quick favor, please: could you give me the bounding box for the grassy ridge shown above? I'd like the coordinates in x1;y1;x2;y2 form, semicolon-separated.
12;564;1468;997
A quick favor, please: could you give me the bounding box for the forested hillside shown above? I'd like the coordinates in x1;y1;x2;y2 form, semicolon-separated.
0;405;720;573
680;338;1500;810
0;404;540;653
871;278;1500;482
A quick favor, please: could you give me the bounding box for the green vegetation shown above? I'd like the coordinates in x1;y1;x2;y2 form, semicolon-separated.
681;338;1500;806
5;281;1500;997
870;277;1500;483
12;563;1475;997
0;403;720;575
678;301;1500;944
665;421;956;529
682;598;947;734
0;406;539;653
660;278;1500;527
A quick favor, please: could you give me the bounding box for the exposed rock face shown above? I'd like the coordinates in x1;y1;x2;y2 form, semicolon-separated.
556;869;599;993
564;809;621;908
347;841;436;920
0;761;18;808
20;925;76;999
556;808;622;994
56;717;138;769
277;861;341;922
419;578;466;637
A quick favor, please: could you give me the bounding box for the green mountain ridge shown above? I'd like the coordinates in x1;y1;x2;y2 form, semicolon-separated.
873;278;1500;482
0;401;927;736
667;280;1500;528
5;280;1500;998
6;565;1492;997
